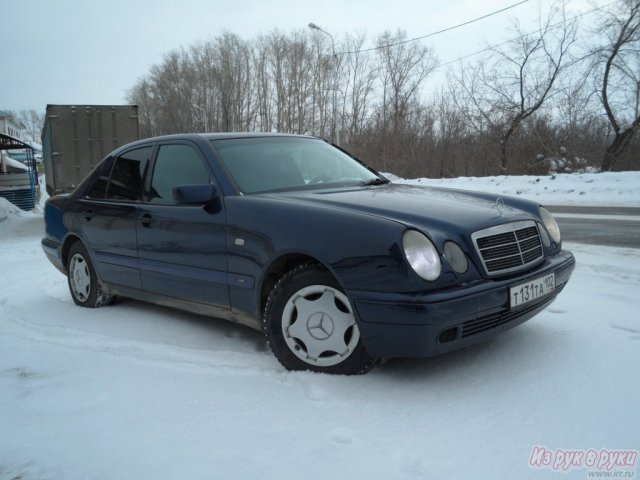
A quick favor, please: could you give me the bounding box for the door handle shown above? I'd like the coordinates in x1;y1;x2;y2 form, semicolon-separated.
140;213;154;228
83;209;94;221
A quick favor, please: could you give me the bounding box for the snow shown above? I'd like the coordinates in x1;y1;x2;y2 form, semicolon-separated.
384;170;640;206
33;173;49;214
1;173;638;479
0;196;36;223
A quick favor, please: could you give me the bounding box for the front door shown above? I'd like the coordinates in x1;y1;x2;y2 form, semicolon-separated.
136;142;229;308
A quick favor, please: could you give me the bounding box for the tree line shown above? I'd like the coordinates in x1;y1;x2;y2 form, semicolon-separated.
127;0;640;178
2;110;45;144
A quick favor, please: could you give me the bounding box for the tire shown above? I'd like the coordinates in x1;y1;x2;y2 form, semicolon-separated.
66;242;115;308
263;263;375;375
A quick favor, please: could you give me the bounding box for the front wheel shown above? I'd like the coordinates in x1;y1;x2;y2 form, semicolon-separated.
263;263;375;374
67;242;114;308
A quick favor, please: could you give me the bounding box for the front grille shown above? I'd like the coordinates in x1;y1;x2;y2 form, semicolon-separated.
472;221;544;276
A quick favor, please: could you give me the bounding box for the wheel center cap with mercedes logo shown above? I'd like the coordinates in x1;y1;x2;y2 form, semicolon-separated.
307;312;335;340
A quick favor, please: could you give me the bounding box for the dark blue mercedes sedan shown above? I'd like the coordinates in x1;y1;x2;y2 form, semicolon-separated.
42;133;575;374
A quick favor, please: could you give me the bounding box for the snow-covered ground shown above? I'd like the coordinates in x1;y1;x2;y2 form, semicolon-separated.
1;172;638;479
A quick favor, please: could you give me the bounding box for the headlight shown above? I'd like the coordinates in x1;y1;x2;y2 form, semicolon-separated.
402;230;442;281
539;207;561;244
444;241;468;274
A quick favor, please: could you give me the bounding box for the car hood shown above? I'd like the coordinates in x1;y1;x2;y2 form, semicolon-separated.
277;183;537;236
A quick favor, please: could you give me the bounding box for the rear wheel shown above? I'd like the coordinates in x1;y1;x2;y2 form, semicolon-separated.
263;263;375;374
67;242;114;308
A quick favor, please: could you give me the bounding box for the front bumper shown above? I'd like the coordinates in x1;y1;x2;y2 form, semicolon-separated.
349;249;575;358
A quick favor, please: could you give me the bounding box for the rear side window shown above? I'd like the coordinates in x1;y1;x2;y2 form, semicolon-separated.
148;144;210;204
105;147;152;201
85;157;115;199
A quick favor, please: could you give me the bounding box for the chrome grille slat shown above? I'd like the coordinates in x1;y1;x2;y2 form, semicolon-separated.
519;238;540;250
471;221;544;276
481;245;521;260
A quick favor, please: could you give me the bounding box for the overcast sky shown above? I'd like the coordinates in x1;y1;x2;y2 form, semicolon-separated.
2;0;597;113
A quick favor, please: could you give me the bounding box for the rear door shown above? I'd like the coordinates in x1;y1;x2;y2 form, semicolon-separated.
136;141;230;308
77;146;152;289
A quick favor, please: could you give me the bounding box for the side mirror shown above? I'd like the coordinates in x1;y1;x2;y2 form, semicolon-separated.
173;184;217;205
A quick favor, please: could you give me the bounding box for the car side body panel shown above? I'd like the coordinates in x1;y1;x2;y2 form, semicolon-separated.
223;194;408;320
136;202;230;308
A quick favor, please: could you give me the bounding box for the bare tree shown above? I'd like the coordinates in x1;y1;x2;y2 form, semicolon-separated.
253;36;275;132
189;40;221;132
340;33;376;145
127;79;159;137
450;2;577;173
146;48;200;134
591;0;640;171
262;31;316;134
124;8;640;179
213;33;255;131
373;30;437;172
17;110;44;143
431;91;470;177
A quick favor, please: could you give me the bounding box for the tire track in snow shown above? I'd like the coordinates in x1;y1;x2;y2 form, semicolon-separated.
1;301;280;378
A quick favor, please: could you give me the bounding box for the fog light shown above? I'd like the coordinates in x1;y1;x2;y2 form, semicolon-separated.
444;241;468;273
438;327;458;343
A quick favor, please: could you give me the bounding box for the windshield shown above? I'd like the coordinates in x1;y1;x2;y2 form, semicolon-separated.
210;136;383;194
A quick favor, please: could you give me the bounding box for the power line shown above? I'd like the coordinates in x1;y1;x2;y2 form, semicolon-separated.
337;0;530;55
435;0;620;69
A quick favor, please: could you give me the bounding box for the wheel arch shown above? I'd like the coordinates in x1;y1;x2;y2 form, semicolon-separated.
261;258;375;374
259;252;339;315
61;234;83;273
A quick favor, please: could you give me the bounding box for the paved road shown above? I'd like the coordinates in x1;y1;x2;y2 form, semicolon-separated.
547;206;640;248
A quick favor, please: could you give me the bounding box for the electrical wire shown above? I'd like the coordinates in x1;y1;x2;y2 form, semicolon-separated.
435;0;621;68
337;0;530;55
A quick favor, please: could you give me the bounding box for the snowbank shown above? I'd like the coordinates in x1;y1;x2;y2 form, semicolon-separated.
0;196;35;223
385;171;640;206
33;173;49;213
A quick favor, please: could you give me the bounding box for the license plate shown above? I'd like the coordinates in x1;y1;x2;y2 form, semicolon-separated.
510;273;555;308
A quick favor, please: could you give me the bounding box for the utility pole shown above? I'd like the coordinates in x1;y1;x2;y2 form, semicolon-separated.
308;22;339;146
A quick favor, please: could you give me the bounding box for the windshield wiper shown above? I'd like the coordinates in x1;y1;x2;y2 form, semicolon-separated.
361;177;390;186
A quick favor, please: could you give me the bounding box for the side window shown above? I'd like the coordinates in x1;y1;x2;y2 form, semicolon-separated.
149;144;210;205
85;157;115;199
105;147;152;201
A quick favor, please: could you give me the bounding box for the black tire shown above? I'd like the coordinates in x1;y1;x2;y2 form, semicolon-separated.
66;242;114;308
263;263;375;375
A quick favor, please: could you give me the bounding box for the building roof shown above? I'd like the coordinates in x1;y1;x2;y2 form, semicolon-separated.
0;133;34;150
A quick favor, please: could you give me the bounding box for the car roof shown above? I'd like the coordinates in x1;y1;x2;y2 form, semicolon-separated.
202;132;318;140
139;132;318;142
113;132;322;154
